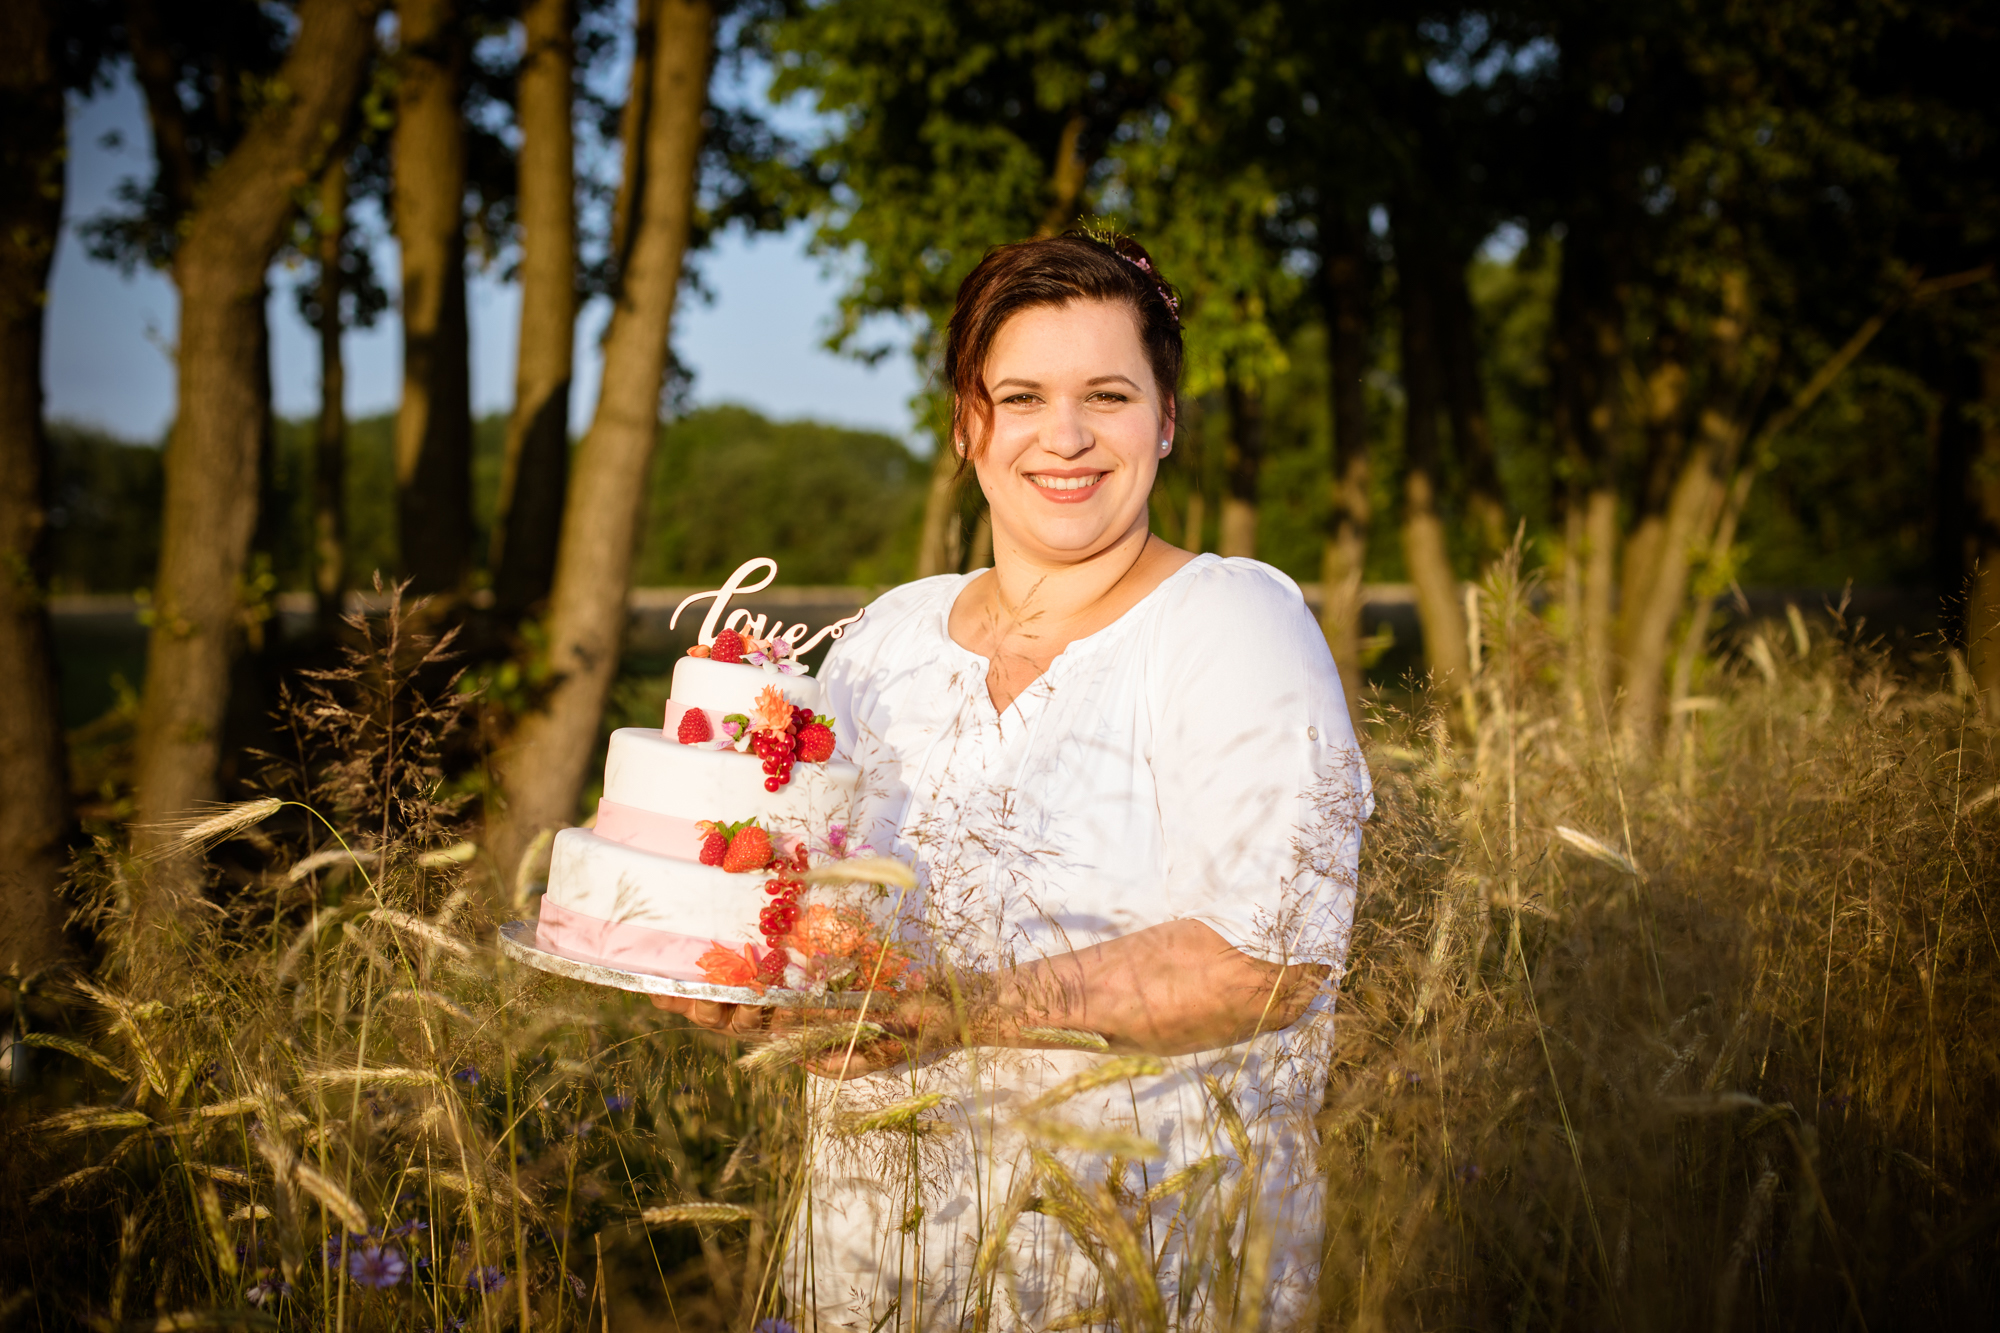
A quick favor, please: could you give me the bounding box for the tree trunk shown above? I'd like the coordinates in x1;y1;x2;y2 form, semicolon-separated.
1218;376;1263;558
488;0;715;883
1548;230;1623;710
491;0;577;619
133;0;376;862
915;446;962;577
1394;222;1468;685
1616;440;1718;735
393;0;474;595
1435;245;1506;563
1615;354;1688;668
1318;215;1371;719
1619;273;1745;735
1965;348;2000;716
0;0;74;975
314;157;348;637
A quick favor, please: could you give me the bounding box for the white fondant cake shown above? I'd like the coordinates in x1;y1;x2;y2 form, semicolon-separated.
536;568;867;986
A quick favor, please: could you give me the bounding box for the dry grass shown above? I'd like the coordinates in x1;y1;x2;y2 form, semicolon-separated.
1;564;1994;1330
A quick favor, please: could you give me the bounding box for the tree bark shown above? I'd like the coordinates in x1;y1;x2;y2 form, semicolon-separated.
0;0;74;975
1965;348;2000;716
488;0;715;883
1548;229;1623;710
133;0;376;859
393;0;474;595
1318;215;1371;719
491;0;577;619
1218;375;1263;558
1615;353;1688;668
1621;272;1753;735
915;446;963;577
1435;245;1506;562
1394;220;1468;685
314;157;349;637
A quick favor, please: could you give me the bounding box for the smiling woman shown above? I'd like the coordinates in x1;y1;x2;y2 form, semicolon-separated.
654;230;1373;1330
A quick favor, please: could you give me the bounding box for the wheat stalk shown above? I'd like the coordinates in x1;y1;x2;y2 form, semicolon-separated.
640;1202;759;1225
1022;1055;1168;1114
831;1090;948;1135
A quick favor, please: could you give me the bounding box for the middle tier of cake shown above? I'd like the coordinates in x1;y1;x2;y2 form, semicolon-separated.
602;725;859;829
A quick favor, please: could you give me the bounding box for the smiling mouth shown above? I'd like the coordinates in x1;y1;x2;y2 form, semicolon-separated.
1029;473;1104;492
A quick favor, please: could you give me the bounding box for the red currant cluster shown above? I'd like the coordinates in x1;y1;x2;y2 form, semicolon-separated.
752;705;819;793
755;846;812;984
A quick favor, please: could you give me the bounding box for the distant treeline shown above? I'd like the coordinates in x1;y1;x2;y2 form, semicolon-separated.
44;405;927;596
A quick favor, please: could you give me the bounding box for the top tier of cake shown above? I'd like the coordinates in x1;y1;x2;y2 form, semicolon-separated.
664;655;825;733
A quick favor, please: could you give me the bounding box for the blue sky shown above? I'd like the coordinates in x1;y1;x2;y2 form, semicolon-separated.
42;63;923;445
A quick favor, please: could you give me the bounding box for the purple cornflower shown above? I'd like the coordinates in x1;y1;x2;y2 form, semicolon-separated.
454;1066;480;1085
348;1244;409;1289
603;1094;633;1113
466;1265;508;1294
754;1318;798;1333
244;1277;292;1307
387;1218;430;1238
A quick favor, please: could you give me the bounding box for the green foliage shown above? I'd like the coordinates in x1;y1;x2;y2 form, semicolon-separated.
634;404;925;587
45;422;164;594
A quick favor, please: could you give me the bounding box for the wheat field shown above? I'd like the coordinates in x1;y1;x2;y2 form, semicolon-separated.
2;567;1994;1330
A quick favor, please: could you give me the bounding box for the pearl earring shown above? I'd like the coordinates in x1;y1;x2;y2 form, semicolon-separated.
1159;440;1172;455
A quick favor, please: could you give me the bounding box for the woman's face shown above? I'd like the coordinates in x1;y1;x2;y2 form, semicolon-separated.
969;299;1172;566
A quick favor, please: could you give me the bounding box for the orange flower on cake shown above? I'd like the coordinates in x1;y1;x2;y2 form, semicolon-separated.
696;942;765;991
753;685;795;737
782;904;918;992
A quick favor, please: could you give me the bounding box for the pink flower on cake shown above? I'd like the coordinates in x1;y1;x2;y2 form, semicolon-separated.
745;636;807;675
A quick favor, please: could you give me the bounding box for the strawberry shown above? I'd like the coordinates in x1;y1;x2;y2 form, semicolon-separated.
676;708;713;744
709;629;746;664
796;721;836;764
755;947;790;985
698;824;729;866
722;823;774;873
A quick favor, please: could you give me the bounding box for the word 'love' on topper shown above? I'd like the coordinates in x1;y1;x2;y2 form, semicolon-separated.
668;558;865;659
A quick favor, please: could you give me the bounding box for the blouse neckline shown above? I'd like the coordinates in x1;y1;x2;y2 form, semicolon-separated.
935;551;1218;707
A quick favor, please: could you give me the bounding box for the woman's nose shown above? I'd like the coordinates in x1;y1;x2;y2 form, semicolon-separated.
1042;402;1092;458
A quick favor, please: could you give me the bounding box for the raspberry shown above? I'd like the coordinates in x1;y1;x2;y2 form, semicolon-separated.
698;828;729;866
709;629;746;664
795;722;835;763
722;823;774;873
676;709;712;744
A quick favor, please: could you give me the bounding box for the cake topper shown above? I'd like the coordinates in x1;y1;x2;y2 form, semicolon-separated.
669;557;865;659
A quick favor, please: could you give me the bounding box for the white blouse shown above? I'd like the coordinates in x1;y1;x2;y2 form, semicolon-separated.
797;554;1371;1330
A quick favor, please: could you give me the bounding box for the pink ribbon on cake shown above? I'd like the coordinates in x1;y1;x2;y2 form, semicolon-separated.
535;897;748;982
592;798;803;862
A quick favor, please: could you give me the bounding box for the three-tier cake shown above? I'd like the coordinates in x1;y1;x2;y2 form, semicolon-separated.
534;558;889;991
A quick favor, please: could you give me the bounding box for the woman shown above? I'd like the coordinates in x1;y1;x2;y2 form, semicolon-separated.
657;231;1371;1330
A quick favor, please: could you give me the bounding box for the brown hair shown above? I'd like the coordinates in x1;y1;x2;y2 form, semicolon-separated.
942;230;1184;465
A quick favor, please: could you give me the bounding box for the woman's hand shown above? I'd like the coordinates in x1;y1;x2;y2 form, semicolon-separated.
649;992;773;1038
647;992;939;1079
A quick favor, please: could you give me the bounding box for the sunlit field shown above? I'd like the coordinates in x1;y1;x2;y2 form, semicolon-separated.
4;558;1992;1331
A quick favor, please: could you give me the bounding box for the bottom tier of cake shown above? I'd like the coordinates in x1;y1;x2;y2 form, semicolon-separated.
538;827;773;979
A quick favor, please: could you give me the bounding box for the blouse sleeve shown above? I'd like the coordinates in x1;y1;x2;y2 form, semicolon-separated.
1145;560;1372;968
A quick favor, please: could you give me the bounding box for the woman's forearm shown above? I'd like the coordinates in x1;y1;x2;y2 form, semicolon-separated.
978;919;1326;1056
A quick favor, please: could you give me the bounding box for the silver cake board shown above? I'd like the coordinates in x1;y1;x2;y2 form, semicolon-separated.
497;919;868;1009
